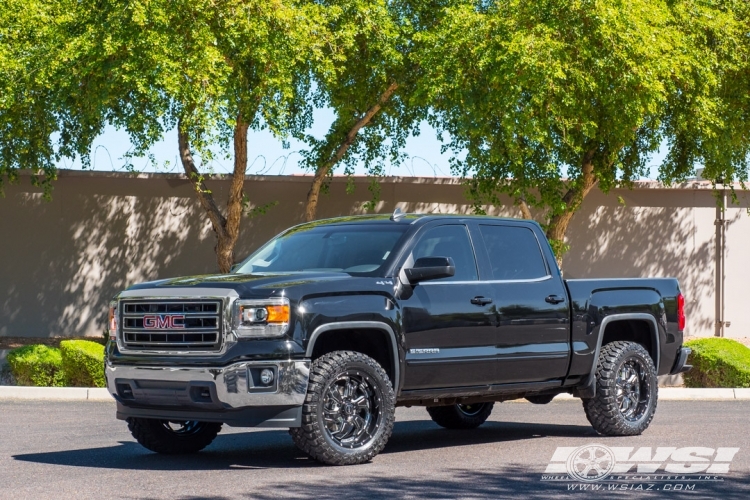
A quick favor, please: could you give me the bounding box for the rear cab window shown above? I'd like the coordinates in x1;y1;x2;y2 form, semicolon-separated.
478;225;549;280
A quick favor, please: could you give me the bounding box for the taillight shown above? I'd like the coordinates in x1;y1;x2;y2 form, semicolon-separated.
677;293;686;331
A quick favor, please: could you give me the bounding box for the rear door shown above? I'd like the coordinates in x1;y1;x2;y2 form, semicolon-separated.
398;223;497;390
472;222;571;384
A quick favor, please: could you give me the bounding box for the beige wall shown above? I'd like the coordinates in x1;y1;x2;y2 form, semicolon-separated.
0;170;745;339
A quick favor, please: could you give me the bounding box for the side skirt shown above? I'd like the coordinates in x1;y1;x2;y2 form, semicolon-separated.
397;380;572;407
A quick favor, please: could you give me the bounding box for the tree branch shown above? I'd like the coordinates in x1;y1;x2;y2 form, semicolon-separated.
177;120;227;239
304;82;399;222
225;112;249;243
546;149;598;265
515;196;533;219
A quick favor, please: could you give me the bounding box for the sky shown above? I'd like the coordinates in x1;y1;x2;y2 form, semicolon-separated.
57;106;666;180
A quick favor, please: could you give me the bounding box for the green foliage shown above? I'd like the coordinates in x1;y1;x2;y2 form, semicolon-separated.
683;338;750;388
298;0;436;213
6;345;66;387
244;200;279;219
661;0;750;190
0;0;329;190
416;0;748;248
60;340;106;388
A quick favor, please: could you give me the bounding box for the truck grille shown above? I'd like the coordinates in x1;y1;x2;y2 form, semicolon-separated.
120;300;223;352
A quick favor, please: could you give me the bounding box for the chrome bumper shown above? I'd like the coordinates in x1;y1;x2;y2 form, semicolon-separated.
105;359;310;409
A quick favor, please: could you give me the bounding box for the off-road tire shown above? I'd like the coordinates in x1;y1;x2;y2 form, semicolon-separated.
127;418;222;454
289;351;396;465
582;341;658;436
426;402;494;429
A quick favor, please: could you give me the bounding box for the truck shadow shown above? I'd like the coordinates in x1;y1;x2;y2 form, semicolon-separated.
12;418;750;499
11;418;595;471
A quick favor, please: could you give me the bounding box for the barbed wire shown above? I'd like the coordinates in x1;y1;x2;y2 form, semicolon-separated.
61;144;462;178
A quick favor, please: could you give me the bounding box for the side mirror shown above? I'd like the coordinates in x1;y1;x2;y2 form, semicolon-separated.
404;257;455;284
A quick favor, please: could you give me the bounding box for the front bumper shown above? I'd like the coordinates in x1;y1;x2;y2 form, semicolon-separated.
670;347;692;375
106;359;310;427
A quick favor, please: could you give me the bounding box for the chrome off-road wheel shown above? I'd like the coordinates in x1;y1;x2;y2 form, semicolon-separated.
322;371;381;449
616;358;651;422
127;418;222;454
427;402;494;429
290;351;395;465
582;341;658;436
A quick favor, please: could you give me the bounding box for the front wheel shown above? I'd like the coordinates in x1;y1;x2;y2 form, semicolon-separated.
289;351;396;465
427;402;494;429
127;418;222;454
582;341;658;436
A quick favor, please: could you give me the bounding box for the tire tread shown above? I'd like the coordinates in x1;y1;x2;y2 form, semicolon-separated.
289;350;395;465
582;341;658;436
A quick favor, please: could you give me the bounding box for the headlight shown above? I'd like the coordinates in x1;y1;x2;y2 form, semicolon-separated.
234;297;290;338
108;301;118;340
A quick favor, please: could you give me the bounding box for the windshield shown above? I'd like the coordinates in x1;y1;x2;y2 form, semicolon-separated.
236;224;409;277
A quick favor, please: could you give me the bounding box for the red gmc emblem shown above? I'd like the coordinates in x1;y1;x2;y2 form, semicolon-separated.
143;314;185;329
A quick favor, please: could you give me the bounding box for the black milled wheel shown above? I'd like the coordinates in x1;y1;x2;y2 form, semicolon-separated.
427;402;494;429
289;351;396;466
127;418;222;454
582;341;658;436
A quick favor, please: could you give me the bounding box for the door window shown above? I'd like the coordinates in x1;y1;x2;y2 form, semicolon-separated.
479;225;548;280
411;225;478;281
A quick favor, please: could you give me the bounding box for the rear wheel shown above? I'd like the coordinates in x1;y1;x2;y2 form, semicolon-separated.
582;341;658;436
127;418;222;454
427;402;494;429
289;351;396;465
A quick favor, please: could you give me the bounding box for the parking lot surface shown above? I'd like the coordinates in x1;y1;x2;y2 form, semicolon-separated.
1;399;748;499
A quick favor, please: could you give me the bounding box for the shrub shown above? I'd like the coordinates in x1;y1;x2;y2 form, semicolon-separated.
60;340;106;387
684;338;750;388
6;345;66;387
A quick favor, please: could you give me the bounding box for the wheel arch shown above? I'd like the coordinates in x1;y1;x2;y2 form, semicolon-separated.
305;321;401;392
594;313;660;372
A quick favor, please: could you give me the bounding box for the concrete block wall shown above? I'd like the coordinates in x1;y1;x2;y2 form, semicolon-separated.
1;170;746;339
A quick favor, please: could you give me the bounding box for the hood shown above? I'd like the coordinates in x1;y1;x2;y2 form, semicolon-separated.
124;272;354;297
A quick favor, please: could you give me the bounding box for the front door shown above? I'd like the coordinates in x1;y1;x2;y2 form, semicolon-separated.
399;223;496;390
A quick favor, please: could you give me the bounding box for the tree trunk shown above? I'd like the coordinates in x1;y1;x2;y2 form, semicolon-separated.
216;113;249;273
178;114;249;274
303;82;399;222
515;196;533;220
546;150;598;268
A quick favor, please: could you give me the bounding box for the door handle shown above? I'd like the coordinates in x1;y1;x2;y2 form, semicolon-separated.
545;295;565;304
471;296;493;306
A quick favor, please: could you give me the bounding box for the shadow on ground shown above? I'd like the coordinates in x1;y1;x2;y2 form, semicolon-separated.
12;418;750;499
12;419;595;471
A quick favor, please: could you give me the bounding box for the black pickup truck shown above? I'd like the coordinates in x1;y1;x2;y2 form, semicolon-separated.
105;212;690;465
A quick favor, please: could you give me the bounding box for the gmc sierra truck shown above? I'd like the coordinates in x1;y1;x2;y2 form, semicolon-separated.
105;211;691;465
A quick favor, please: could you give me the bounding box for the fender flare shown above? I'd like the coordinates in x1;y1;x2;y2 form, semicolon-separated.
305;321;401;392
591;313;661;375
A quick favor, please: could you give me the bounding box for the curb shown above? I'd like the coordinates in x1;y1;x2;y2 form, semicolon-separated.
0;386;748;402
0;386;112;401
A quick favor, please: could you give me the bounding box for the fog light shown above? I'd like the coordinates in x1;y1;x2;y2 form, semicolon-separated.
260;368;274;385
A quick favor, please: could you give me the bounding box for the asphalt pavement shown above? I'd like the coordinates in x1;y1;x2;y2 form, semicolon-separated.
1;399;749;499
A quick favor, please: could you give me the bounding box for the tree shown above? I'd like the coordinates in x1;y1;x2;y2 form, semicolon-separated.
0;0;85;197
299;0;445;221
416;0;735;260
1;0;329;273
661;0;750;191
